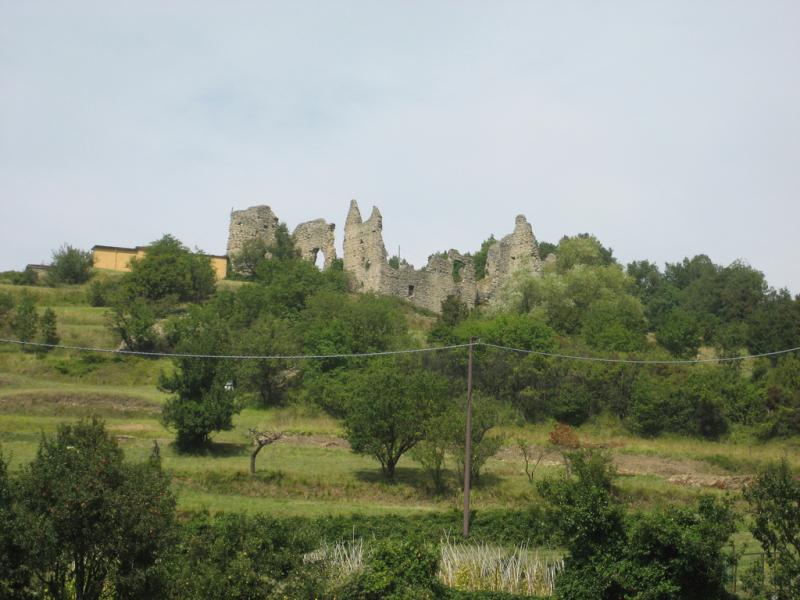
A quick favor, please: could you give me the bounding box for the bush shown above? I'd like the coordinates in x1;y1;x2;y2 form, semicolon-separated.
628;369;729;439
160;305;240;449
39;307;59;349
743;459;800;599
46;244;94;285
11;418;176;600
538;449;736;599
166;512;315;600
336;536;444;600
11;293;38;346
0;268;38;286
125;234;215;303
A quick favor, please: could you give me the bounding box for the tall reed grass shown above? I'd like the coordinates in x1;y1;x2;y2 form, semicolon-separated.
304;535;564;596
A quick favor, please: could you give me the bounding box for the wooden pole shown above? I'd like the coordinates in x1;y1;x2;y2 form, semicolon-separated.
463;337;475;537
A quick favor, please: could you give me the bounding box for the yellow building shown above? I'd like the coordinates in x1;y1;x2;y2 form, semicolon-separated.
92;245;228;280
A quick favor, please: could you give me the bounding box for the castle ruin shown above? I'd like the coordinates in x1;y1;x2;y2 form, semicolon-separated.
227;200;541;313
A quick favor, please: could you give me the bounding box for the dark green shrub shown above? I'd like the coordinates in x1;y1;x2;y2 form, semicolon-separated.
743;460;800;599
538;450;736;600
46;244;94;285
39;308;59;348
11;294;38;347
125;234;215;303
336;536;444;600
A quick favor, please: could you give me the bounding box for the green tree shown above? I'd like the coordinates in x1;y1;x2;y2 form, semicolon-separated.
234;315;298;407
39;307;60;348
11;293;38;346
13;419;175;600
160;305;239;449
428;295;470;343
628;368;729;439
108;296;162;352
743;459;800;599
469;235;496;280
443;394;508;486
539;450;735;600
581;294;647;352
537;451;625;563
656;308;702;358
126;234;216;303
46;244;94;285
756;355;800;438
255;257;348;316
538;240;557;259
554;234;614;273
343;358;450;479
230;237;270;278
747;289;800;358
0;450;31;599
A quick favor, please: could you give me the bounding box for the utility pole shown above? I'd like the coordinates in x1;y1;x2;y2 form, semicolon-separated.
463;337;475;537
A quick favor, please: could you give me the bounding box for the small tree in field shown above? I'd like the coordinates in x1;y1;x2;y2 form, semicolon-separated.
160;305;239;450
343;358;449;480
248;429;283;475
46;244;94;285
39;308;59;348
11;294;38;347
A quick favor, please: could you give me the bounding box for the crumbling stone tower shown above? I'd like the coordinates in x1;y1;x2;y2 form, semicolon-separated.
478;215;542;300
226;206;279;258
342;200;388;292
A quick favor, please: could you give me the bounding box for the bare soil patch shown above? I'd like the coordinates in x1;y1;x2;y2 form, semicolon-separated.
279;433;350;449
498;444;752;490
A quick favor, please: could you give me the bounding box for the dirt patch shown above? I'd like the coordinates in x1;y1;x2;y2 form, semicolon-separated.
110;423;157;432
499;444;750;490
280;433;350;449
0;392;161;417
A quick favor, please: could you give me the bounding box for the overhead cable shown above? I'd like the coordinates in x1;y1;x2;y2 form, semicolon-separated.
1;337;798;364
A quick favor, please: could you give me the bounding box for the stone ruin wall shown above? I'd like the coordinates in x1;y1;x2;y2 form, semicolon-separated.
227;205;337;268
292;219;337;269
227;200;542;313
226;205;279;258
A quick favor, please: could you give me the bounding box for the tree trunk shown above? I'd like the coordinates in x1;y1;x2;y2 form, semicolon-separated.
250;445;262;475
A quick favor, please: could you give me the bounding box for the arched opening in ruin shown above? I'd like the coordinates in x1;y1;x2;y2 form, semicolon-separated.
312;248;325;270
407;285;415;298
452;260;464;283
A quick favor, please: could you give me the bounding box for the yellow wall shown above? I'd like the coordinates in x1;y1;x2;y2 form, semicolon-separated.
208;256;228;280
92;247;138;272
93;247;228;280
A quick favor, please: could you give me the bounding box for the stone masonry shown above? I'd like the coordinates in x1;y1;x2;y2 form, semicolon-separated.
292;219;337;269
227;200;542;313
226;206;279;258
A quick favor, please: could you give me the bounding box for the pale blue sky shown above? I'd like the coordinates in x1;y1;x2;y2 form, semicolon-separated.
2;1;798;292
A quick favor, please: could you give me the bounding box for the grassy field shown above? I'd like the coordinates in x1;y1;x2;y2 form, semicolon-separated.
2;353;797;520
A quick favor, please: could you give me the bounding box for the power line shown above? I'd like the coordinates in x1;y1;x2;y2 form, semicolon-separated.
0;337;798;364
0;338;471;359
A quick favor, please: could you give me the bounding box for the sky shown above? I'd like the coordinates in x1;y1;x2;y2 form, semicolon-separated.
2;1;799;292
